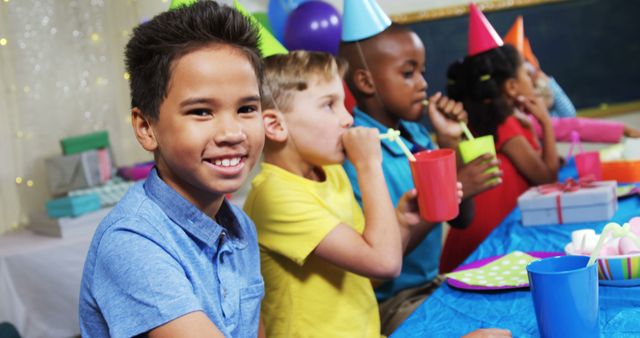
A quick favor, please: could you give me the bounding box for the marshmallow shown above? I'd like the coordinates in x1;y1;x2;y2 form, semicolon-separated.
582;233;600;254
629;217;640;237
600;238;621;257
571;229;596;252
619;237;640;255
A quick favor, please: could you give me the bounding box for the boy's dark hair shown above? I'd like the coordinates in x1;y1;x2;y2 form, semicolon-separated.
338;23;412;101
125;1;263;120
446;44;521;138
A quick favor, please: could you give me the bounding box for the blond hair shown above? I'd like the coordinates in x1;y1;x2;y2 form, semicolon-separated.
261;50;347;112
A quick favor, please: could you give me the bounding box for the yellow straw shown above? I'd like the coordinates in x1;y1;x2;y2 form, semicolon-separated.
587;222;640;266
460;121;474;140
378;128;417;162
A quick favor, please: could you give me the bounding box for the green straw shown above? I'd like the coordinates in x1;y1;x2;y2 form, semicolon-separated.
587;222;640;266
419;97;471;140
460;121;474;141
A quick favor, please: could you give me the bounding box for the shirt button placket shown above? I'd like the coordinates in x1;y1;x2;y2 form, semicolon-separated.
216;231;235;321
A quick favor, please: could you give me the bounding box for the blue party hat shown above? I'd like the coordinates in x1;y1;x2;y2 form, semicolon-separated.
341;0;391;42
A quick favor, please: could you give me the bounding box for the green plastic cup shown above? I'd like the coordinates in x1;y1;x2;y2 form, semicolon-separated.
458;135;498;182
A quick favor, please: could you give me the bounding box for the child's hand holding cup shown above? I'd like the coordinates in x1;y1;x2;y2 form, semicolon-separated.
458;134;500;185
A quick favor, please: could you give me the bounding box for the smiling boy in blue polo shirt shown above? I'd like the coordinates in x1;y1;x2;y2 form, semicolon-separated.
79;2;266;337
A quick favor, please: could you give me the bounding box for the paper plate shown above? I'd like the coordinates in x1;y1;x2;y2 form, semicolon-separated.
616;185;640;198
446;251;564;291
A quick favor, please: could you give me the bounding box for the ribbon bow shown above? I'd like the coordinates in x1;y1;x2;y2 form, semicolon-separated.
536;176;598;224
537;176;597;195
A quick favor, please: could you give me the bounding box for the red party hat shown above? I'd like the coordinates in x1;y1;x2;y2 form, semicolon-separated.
468;3;503;56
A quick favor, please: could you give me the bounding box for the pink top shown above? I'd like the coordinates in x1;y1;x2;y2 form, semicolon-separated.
531;116;624;143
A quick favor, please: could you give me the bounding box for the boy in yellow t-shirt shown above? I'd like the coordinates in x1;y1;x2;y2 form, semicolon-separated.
243;51;447;337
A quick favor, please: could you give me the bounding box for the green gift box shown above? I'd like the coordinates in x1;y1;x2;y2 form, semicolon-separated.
60;130;110;155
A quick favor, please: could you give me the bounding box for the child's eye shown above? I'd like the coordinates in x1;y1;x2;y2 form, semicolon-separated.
323;100;334;111
238;105;258;114
188;109;211;117
403;71;414;79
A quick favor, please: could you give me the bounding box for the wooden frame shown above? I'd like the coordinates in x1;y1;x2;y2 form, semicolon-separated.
390;0;563;24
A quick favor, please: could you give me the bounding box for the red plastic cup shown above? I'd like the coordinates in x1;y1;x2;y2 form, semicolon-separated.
410;149;459;222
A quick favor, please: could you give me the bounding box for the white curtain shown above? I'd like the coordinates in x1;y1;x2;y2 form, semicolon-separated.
0;0;268;235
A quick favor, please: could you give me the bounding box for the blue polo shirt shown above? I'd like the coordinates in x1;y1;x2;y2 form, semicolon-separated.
343;107;442;302
79;168;263;338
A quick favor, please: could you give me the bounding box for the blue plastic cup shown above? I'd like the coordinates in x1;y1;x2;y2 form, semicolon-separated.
526;255;599;338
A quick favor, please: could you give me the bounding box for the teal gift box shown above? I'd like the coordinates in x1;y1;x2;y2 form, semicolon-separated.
68;177;134;207
60;130;110;155
46;194;101;218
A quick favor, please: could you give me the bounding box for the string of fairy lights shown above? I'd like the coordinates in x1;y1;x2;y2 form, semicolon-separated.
0;0;164;234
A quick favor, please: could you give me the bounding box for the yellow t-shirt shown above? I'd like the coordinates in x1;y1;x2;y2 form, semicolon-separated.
244;163;381;338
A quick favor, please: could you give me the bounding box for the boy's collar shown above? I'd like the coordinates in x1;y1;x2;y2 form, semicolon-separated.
144;168;247;249
352;107;428;157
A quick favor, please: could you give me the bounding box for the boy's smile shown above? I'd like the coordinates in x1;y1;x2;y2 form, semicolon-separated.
141;45;264;215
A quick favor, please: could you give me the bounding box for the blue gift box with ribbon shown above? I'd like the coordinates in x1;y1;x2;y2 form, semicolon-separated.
517;179;618;226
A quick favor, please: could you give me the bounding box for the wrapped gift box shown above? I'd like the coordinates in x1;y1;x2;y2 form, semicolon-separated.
518;180;618;226
60;130;110;155
68;177;135;207
117;161;154;181
46;194;101;218
45;149;112;195
30;207;112;237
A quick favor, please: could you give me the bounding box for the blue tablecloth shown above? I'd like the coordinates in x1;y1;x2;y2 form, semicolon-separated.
391;186;640;338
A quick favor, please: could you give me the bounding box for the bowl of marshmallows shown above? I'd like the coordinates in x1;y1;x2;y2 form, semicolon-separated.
565;217;640;286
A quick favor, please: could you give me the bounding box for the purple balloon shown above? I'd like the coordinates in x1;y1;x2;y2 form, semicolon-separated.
283;1;342;56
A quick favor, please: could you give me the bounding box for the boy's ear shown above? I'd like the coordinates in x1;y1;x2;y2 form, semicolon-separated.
353;68;376;96
503;78;519;99
262;108;288;143
131;108;158;152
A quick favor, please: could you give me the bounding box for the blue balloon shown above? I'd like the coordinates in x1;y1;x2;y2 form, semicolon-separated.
284;1;342;55
268;0;308;43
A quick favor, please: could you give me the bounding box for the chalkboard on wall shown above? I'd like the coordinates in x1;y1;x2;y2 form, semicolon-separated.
407;0;640;109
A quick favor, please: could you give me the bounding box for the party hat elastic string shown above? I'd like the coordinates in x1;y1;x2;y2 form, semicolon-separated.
355;41;388;111
379;128;416;161
588;222;640;266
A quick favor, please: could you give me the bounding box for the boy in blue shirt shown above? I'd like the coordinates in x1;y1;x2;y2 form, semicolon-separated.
340;24;503;335
79;2;266;337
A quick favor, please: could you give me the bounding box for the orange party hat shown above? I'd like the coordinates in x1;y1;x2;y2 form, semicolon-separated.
523;37;540;70
503;16;524;53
